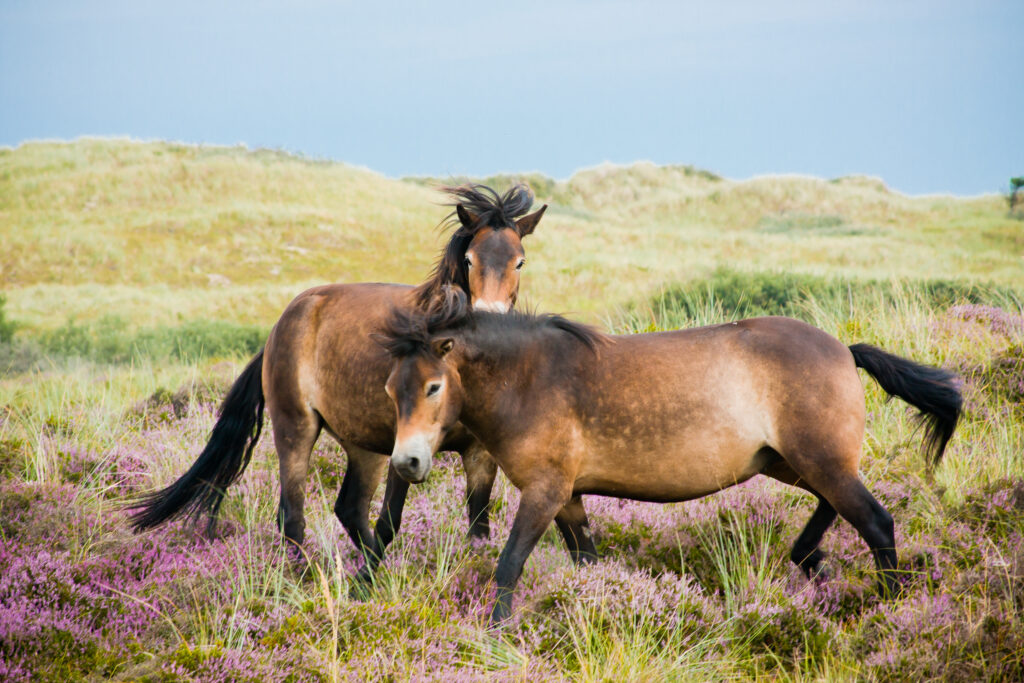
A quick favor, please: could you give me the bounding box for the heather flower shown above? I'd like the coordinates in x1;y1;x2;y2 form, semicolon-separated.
947;304;1024;339
2;355;1022;680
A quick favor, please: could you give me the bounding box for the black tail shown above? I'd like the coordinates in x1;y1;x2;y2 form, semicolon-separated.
849;343;962;466
129;350;266;535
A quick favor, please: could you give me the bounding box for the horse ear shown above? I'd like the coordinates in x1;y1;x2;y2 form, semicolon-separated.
456;204;479;229
432;338;455;357
515;204;547;237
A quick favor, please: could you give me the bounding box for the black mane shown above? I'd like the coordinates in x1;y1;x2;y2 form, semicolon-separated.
413;183;534;307
377;286;470;358
440;183;535;232
379;286;608;358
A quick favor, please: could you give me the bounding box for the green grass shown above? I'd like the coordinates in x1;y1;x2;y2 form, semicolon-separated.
614;267;1022;330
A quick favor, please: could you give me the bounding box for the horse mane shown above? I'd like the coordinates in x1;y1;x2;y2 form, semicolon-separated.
475;309;608;354
377;286;471;358
412;183;535;307
379;286;608;358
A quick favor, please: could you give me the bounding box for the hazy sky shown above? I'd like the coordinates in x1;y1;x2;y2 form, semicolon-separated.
1;1;1020;194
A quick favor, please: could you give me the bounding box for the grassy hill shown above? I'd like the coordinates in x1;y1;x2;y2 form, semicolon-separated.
2;138;1021;335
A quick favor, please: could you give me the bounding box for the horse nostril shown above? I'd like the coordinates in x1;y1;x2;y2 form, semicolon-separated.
408;457;420;471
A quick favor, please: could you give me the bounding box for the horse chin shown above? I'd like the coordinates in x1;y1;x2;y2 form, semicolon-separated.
395;467;429;484
472;299;511;313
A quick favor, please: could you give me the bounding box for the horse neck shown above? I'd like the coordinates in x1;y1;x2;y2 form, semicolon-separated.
411;278;466;308
456;324;583;444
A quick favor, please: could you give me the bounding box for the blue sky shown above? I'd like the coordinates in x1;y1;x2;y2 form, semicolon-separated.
1;1;1020;194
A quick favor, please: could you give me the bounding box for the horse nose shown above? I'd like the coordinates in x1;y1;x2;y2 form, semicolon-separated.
408;456;420;471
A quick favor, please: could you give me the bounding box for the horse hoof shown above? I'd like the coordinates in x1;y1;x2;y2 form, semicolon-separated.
285;544;308;566
810;563;832;583
348;569;375;600
349;584;371;601
488;603;512;627
486;616;510;631
877;575;904;600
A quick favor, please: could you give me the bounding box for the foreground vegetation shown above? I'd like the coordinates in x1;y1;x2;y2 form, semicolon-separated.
1;140;1022;680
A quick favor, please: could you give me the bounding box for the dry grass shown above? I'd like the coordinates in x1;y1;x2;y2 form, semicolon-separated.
2;139;1021;331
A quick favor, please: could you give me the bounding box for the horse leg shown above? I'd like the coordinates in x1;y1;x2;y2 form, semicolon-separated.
461;442;498;539
790;497;838;578
823;478;899;597
334;443;389;582
762;459;837;578
271;409;321;551
368;464;410;572
491;482;571;624
554;495;598;565
786;459;900;597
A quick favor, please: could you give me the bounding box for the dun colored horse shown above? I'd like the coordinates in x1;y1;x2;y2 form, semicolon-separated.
130;185;595;581
379;290;963;623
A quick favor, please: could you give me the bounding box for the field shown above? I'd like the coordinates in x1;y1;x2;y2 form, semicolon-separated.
1;139;1022;681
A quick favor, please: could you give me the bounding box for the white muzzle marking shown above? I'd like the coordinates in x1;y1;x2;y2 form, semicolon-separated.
392;431;436;483
472;299;510;313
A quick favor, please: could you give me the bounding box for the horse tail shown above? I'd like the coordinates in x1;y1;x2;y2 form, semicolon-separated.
848;343;962;466
129;349;266;535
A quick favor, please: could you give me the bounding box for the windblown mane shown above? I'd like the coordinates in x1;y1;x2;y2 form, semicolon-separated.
476;309;608;354
379;286;608;358
412;183;535;307
377;286;471;358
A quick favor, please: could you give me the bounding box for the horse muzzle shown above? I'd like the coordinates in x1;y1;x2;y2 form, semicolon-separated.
391;431;436;483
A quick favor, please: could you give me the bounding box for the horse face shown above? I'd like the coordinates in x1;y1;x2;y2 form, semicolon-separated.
464;227;525;314
385;340;462;483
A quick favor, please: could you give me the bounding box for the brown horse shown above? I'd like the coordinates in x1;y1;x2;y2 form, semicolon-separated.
130;184;595;581
378;291;963;623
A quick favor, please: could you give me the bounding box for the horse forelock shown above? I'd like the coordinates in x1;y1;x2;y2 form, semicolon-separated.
380;287;472;358
441;183;535;232
413;183;534;307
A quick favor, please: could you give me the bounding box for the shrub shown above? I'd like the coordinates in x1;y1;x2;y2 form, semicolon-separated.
634;268;1022;327
1008;176;1023;215
0;296;44;376
133;320;266;362
0;294;16;343
755;212;847;233
33;317;267;366
0;340;44;376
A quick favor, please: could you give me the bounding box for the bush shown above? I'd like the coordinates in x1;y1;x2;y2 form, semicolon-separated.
639;268;1022;326
133;320;266;362
1008;176;1023;215
33;317;266;366
0;294;16;344
755;213;847;233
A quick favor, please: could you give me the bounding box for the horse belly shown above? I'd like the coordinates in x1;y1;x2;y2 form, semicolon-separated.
577;427;771;502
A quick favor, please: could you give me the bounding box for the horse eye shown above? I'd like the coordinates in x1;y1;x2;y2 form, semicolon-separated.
426;383;442;398
464;257;473;269
515;259;525;271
